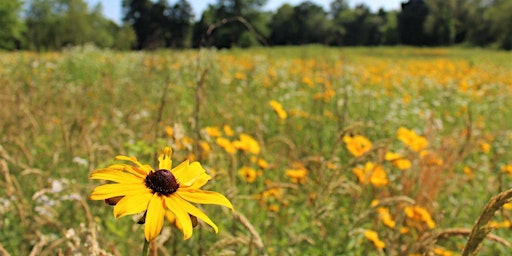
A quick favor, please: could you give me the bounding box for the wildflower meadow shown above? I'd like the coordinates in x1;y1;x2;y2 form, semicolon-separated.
1;45;511;255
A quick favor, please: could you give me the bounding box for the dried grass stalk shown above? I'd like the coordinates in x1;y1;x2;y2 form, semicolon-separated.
462;188;512;255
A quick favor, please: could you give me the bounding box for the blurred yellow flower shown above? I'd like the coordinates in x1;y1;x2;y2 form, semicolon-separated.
238;166;261;183
404;206;436;229
199;141;211;157
384;151;411;170
165;126;174;137
397;127;428;152
89;147;233;241
216;137;237;155
343;135;372;157
377;207;396;229
352;162;389;187
433;246;455;256
488;220;511;229
364;230;386;249
286;168;308;184
269;100;287;120
233;133;261;155
501;165;512;176
463;166;474;179
223;125;235;137
205;126;222;137
479;141;491;153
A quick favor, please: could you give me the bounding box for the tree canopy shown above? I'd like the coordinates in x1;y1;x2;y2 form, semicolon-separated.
4;0;512;51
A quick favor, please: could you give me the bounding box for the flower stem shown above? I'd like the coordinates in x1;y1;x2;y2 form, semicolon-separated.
142;239;150;256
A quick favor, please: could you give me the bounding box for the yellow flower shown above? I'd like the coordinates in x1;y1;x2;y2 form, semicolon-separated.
89;147;234;241
404;206;435;229
285;168;308;184
502;165;512;177
205;126;222;137
352;162;389;187
463;166;474;179
199;141;211;157
223;125;235;137
216;137;237;154
479;141;491;153
397;127;428;152
233;133;261;155
364;230;386;249
488;220;511;229
238;166;261;183
377;207;396;229
343;135;372;157
165;126;174;137
269;100;287;120
384;151;411;170
433;246;455;256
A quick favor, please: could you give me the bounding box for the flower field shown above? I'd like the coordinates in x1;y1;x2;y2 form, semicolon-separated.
0;46;511;255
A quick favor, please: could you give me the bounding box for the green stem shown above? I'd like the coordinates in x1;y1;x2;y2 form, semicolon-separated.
142;239;150;256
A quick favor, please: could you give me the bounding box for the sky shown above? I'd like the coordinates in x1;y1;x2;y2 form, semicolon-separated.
86;0;403;24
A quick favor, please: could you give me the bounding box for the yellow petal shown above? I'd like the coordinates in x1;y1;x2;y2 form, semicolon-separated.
158;147;173;170
165;195;193;240
173;196;218;233
165;211;183;231
188;172;212;189
173;161;207;186
89;183;146;200
89;168;143;183
113;191;153;218
115;155;153;174
106;164;147;178
144;194;165;242
177;189;234;211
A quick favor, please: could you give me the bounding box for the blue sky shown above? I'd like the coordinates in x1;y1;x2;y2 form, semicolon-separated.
86;0;402;24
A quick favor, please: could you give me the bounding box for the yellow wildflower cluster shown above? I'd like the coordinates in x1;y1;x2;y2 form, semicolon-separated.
353;162;389;187
285;162;308;184
385;151;412;170
404;205;436;229
397;127;428;152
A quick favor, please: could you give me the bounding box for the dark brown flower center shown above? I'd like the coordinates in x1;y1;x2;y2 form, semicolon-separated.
145;169;179;195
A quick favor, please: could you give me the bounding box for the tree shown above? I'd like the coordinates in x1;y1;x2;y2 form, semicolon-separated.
24;0;116;50
398;0;429;45
424;0;457;45
0;0;25;50
269;4;296;45
485;0;512;50
168;0;194;48
195;0;268;48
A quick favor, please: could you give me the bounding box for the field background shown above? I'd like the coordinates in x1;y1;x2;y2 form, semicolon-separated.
1;46;511;255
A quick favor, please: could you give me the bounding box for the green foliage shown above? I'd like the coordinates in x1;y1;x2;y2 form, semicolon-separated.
24;0;119;51
0;0;25;50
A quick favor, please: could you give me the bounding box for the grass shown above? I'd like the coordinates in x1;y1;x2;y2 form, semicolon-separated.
0;45;511;255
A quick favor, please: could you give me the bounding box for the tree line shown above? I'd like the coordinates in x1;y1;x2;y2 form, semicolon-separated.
1;0;511;51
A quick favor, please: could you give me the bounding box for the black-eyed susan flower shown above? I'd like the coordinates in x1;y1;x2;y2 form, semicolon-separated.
89;147;234;242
